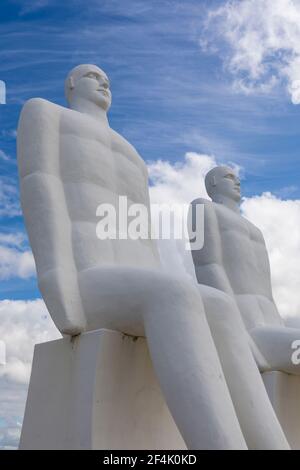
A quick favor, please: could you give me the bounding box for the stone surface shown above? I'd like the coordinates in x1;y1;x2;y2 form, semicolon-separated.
20;329;186;450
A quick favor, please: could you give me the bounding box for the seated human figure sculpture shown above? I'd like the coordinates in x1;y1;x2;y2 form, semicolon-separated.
190;165;300;448
17;64;251;450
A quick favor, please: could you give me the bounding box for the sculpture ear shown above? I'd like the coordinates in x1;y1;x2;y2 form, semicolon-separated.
211;176;216;187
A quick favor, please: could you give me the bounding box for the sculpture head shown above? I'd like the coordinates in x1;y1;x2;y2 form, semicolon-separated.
205;166;241;203
65;64;111;111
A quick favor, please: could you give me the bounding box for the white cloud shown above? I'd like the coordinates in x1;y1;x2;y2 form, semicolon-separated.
241;193;300;320
0;299;60;449
0;418;23;450
0;232;26;247
149;152;216;205
0;232;36;280
202;0;300;103
0;179;21;218
0;299;60;385
148;153;217;277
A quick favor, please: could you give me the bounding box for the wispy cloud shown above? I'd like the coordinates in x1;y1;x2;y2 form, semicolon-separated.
0;150;10;161
0;232;26;248
274;185;299;198
14;0;52;16
0;179;21;217
202;0;300;104
1;129;17;139
0;231;35;280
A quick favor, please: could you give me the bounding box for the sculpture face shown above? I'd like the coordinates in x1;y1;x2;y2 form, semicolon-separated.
207;166;241;203
216;168;241;202
66;65;112;111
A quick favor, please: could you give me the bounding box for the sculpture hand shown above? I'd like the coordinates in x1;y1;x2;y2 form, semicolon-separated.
38;267;86;336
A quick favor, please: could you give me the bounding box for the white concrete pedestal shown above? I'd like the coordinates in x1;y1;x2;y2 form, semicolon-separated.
263;371;300;450
20;329;186;450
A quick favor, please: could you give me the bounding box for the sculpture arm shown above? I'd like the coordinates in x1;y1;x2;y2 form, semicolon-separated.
17;98;86;335
189;198;234;296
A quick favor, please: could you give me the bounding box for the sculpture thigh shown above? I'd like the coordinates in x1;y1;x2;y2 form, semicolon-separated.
250;326;300;375
199;285;290;450
78;266;247;450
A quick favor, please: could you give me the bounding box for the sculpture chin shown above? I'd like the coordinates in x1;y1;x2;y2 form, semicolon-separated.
94;92;111;111
226;189;241;203
233;193;241;203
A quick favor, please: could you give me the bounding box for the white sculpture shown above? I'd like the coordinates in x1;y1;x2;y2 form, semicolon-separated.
17;65;250;450
190;165;300;449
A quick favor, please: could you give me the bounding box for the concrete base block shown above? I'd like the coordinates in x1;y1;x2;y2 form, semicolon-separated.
263;371;300;450
19;328;186;450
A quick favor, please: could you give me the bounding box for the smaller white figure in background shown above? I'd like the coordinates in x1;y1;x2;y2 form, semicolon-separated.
189;165;300;449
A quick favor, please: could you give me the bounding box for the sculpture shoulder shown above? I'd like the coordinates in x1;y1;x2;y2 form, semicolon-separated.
190;198;220;236
20;97;64;121
191;197;213;207
18;98;64;142
18;99;64;178
190;198;217;216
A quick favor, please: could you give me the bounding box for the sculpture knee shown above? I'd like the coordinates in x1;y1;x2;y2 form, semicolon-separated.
199;286;246;338
200;287;236;319
143;272;205;319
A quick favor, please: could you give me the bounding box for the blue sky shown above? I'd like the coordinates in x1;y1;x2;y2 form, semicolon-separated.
0;0;299;298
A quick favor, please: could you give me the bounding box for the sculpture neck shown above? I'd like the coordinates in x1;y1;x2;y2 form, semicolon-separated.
213;195;241;214
70;99;109;126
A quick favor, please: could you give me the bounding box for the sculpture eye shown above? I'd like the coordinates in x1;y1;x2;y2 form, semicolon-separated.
86;72;97;79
